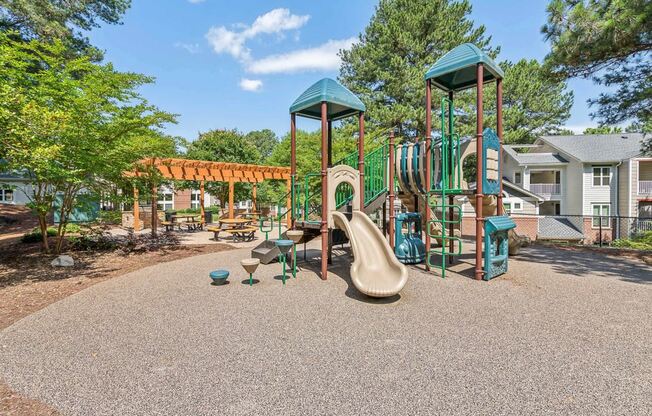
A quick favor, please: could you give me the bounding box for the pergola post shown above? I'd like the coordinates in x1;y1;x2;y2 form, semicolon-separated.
290;112;297;228
424;79;432;270
133;187;140;231
475;63;485;281
388;130;396;249
358;111;365;208
228;178;235;219
252;183;257;213
320;101;328;280
151;184;158;237
200;181;205;223
496;78;504;215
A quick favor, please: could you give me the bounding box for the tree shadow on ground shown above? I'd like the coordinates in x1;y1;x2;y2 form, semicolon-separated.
516;244;651;285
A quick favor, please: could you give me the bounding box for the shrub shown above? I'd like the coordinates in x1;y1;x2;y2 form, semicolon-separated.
21;224;82;243
612;231;652;250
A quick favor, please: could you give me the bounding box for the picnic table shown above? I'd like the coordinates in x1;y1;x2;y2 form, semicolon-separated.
162;214;204;232
207;218;256;242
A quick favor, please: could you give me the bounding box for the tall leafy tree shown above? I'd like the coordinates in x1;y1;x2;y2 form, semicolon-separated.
0;0;130;55
244;129;278;161
0;33;176;252
542;0;652;140
339;0;495;137
184;129;261;209
340;0;572;144
583;126;623;135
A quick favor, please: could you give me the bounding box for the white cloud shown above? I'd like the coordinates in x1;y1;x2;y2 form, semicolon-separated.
205;8;310;62
239;78;263;92
174;42;200;54
246;38;356;74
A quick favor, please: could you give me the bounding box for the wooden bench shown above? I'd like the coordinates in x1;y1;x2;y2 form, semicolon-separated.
161;221;178;232
223;226;257;242
206;225;225;241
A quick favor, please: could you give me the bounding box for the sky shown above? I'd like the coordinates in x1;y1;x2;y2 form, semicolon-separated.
86;0;602;141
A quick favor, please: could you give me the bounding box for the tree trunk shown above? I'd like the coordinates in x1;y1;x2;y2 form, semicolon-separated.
38;214;49;253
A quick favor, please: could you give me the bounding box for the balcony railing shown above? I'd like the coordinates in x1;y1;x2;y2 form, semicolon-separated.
633;218;652;233
639;180;652;194
529;183;561;195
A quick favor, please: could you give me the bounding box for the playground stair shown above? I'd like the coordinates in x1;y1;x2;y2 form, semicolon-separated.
252;228;320;264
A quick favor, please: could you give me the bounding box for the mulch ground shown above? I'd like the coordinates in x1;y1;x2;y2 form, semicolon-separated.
0;239;234;416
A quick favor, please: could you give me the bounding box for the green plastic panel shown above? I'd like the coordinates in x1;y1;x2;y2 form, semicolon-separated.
425;43;504;92
289;78;365;120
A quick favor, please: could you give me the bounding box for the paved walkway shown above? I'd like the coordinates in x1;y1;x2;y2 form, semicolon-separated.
1;244;650;415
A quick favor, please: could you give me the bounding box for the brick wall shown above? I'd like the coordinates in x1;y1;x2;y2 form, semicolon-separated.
461;216;538;241
582;218;615;245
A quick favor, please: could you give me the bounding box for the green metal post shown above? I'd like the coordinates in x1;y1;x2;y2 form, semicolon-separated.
249;272;253;286
282;253;287;285
292;244;297;278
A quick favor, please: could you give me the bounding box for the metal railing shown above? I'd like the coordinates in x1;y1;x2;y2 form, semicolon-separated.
529;183;561;195
638;180;652;194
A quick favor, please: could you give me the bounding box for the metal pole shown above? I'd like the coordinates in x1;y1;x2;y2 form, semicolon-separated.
425;80;432;271
359;111;365;208
290;113;297;229
320;101;328;280
389;130;396;250
448;90;455;265
475;63;485;281
327;117;333;266
497;78;504;215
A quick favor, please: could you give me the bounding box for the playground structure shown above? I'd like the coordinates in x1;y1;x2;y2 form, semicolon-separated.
254;43;523;293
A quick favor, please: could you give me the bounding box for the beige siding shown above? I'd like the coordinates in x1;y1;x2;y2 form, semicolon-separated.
582;163;616;215
564;159;583;215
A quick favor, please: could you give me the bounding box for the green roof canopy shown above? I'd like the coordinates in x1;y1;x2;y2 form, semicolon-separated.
290;78;365;121
425;43;504;92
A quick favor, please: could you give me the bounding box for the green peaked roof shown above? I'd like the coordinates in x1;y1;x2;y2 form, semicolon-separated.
425;43;504;92
290;78;365;120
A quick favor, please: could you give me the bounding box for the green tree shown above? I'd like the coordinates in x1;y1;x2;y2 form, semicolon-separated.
0;33;176;252
339;0;495;136
184;129;260;209
583;126;623;135
244;129;278;161
0;0;130;55
542;0;652;137
339;0;572;144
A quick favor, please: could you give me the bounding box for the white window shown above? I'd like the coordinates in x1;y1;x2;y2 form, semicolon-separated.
191;190;201;210
592;166;611;186
514;172;521;184
592;203;610;227
512;201;523;211
158;190;174;211
504;202;511;213
0;188;14;203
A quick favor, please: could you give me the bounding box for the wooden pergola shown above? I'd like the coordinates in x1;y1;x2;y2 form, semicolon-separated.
125;158;291;231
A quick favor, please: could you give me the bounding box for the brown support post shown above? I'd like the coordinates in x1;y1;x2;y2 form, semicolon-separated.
133;187;140;231
358;111;365;208
200;181;205;223
388;130;396;249
252;183;257;213
151;184;158;237
475;63;485;281
496;78;504;216
286;178;292;229
290;113;297;228
228;178;235;219
424;80;432;270
320;101;328;280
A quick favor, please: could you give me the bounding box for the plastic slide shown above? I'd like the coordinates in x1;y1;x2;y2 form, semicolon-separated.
331;211;408;297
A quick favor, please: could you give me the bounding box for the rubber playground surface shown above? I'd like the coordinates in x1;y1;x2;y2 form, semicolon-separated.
1;243;650;415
